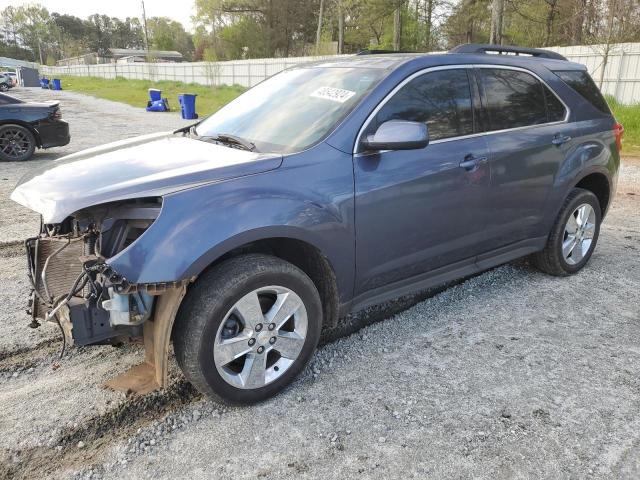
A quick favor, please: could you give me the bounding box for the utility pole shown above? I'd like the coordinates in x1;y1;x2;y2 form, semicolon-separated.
141;0;150;56
489;0;504;45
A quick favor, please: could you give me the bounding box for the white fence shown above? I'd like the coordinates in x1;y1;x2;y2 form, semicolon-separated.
548;43;640;105
40;55;349;89
39;43;640;104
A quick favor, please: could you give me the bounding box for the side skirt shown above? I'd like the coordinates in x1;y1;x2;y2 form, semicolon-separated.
347;236;546;314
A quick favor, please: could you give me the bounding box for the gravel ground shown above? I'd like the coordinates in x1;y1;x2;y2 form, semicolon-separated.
0;87;639;480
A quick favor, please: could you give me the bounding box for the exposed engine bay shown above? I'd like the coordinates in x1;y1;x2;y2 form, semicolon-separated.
26;197;163;349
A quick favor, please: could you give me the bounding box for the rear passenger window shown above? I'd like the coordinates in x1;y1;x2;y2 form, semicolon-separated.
553;70;611;115
480;68;547;131
371;68;474;141
544;86;566;122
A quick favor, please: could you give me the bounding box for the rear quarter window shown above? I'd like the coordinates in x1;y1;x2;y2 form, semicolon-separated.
479;68;548;131
553;70;611;115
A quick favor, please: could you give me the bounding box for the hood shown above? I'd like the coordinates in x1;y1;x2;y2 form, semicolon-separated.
11;132;282;223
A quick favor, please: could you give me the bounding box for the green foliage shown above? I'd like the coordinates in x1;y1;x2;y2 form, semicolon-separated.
607;95;640;156
56;76;245;116
147;17;194;60
0;4;194;63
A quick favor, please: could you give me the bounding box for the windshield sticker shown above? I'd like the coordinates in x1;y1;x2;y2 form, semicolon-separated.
310;86;356;103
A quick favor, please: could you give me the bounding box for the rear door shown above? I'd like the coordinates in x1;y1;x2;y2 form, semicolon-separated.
475;66;581;247
353;67;492;296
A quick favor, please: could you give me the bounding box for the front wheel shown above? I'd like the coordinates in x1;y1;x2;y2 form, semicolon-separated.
173;254;323;404
532;188;602;276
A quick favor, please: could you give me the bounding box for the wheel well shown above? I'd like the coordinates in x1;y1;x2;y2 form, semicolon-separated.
204;238;340;328
575;173;610;214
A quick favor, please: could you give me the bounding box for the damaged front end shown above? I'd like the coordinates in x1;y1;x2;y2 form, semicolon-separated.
26;197;190;392
26;198;162;347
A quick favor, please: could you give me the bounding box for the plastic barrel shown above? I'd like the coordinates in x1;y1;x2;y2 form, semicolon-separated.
148;89;162;102
178;93;198;120
52;79;62;90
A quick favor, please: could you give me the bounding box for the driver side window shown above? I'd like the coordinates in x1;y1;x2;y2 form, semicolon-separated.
366;68;474;142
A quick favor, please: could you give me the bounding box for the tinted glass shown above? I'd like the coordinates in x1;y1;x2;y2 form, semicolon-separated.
554;70;611;115
544;86;566;122
480;69;547;131
0;93;21;105
370;69;474;141
196;67;384;154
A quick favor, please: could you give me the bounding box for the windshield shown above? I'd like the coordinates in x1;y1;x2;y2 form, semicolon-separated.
196;67;384;153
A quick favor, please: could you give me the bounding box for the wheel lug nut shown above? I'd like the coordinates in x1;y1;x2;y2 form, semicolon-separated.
255;323;263;332
257;346;265;354
248;338;256;346
268;323;276;331
269;337;276;344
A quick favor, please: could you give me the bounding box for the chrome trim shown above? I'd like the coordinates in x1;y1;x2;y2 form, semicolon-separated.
353;63;571;154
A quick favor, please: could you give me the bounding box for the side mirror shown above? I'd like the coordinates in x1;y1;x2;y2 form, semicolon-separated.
362;120;429;151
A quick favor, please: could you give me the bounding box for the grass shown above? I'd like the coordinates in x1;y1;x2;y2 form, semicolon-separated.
57;76;245;117
607;96;640;157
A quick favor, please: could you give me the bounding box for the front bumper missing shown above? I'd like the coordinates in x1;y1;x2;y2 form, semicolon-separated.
26;235;192;393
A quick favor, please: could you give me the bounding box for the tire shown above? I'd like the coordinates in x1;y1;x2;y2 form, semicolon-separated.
0;124;36;162
532;188;602;276
173;253;323;404
0;84;8;92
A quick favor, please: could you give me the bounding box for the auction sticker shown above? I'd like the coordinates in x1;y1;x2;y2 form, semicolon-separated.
310;86;356;103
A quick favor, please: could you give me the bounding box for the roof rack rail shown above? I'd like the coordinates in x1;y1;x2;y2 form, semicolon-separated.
449;43;567;61
356;49;414;55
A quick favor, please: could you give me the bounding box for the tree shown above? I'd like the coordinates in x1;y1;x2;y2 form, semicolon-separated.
393;1;402;50
147;17;194;58
316;0;326;52
489;0;504;44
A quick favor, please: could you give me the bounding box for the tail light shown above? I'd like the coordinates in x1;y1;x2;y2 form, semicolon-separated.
613;122;624;152
50;108;62;120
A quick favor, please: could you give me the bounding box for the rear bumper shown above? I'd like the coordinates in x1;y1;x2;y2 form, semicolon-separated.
36;120;70;148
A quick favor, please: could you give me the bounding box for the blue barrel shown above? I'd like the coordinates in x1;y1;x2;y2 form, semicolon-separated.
148;89;162;102
40;78;49;89
178;93;198;120
52;79;62;90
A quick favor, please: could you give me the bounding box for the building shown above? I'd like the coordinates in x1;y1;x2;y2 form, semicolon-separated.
57;49;183;66
56;53;108;66
108;49;183;63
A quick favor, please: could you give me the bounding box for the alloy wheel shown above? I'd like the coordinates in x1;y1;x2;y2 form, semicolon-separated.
0;128;32;160
562;203;596;265
213;285;308;389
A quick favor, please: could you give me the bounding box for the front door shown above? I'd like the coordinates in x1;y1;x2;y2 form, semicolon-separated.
353;67;491;296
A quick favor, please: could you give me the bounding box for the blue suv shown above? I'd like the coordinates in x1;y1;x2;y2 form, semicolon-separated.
11;44;623;403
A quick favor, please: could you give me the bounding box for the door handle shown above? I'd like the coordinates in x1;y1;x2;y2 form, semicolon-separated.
459;155;487;171
552;134;572;146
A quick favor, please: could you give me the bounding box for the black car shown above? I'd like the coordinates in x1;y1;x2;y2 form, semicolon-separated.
0;92;70;161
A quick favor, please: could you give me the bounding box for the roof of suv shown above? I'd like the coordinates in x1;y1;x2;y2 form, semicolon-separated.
305;45;586;72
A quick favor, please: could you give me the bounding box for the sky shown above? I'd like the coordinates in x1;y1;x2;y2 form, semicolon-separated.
0;0;197;30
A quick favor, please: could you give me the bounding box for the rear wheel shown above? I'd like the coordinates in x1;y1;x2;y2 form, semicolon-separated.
173;254;322;404
0;124;36;162
532;188;601;276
